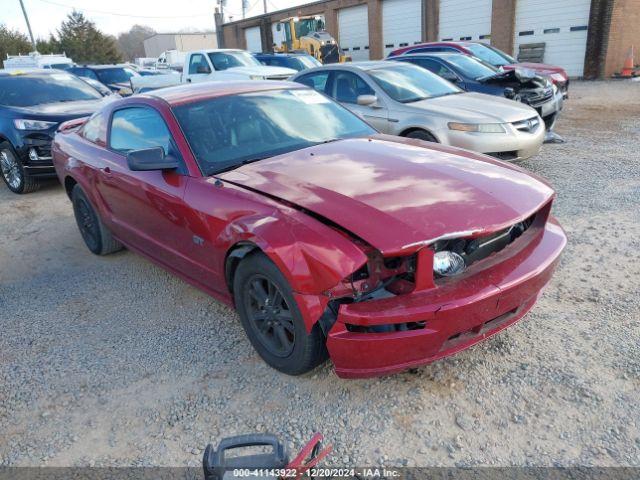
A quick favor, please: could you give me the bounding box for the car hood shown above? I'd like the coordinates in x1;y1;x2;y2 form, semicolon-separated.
9;97;114;120
227;65;297;77
409;92;537;123
218;135;554;255
505;63;568;80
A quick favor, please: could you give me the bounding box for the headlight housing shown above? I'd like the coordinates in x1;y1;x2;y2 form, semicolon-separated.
448;122;507;133
433;251;466;277
13;119;57;130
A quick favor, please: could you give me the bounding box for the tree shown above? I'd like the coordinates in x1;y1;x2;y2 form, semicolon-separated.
0;24;32;67
117;24;156;61
53;11;122;64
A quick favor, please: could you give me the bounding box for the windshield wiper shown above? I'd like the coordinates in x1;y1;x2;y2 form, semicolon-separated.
209;155;272;176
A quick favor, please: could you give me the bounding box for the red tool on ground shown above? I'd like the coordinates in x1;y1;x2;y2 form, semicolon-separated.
203;433;333;480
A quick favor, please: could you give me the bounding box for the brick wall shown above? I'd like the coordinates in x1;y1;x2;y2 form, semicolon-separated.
605;0;640;76
490;0;516;55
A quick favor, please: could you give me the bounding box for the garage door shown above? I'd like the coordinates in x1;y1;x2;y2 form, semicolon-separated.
439;0;492;42
338;5;369;61
382;0;422;57
515;0;590;77
244;26;262;53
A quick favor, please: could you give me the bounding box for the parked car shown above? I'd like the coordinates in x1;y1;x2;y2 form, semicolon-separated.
0;69;113;193
76;76;117;97
292;62;544;161
52;80;566;378
391;53;563;130
388;41;569;97
254;52;322;71
130;49;297;93
68;65;140;96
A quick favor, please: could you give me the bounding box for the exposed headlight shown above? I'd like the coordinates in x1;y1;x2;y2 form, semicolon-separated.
433;251;466;277
14;119;57;130
249;74;266;80
448;122;506;133
550;73;565;83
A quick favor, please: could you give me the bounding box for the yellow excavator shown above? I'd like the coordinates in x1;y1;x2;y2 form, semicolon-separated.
273;16;350;64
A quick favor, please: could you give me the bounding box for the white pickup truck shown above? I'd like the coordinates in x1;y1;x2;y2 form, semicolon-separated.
131;49;296;93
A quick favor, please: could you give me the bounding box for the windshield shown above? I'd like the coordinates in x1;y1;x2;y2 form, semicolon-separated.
0;73;103;107
368;64;461;103
294;18;324;38
445;54;497;79
208;51;262;71
173;88;375;175
298;55;322;69
466;43;515;67
49;63;72;70
95;67;138;85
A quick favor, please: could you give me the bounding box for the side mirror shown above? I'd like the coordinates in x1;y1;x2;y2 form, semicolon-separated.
441;72;459;83
357;94;378;106
127;147;178;171
504;87;516;99
196;65;211;74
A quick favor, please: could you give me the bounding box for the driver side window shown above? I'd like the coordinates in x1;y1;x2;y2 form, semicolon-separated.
331;71;374;104
109;107;172;155
189;54;211;75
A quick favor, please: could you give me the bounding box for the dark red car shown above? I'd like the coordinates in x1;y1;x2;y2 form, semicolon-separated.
388;41;569;97
52;81;566;378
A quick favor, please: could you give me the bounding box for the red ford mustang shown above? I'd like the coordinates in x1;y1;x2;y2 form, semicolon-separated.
52;81;566;378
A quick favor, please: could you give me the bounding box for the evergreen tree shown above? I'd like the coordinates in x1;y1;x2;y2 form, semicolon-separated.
54;11;122;64
0;24;32;67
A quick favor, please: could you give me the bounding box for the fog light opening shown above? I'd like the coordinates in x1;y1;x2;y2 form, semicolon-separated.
28;148;39;162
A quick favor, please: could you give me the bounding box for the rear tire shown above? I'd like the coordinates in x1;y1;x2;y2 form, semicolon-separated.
0;142;39;194
71;184;123;255
404;129;438;142
233;252;327;375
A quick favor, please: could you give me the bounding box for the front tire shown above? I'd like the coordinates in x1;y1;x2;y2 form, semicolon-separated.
233;252;327;375
404;129;438;142
71;184;123;255
0;142;39;194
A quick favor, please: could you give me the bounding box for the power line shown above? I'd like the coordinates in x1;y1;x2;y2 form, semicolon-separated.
30;0;212;18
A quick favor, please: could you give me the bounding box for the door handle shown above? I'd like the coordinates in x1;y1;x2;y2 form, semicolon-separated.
187;78;192;83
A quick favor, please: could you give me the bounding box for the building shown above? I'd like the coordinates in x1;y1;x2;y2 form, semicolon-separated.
219;0;640;78
143;33;218;57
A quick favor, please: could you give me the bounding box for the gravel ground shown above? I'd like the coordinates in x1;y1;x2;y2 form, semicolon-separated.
1;80;639;468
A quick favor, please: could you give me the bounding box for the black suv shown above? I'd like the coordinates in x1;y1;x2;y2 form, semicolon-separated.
0;69;110;193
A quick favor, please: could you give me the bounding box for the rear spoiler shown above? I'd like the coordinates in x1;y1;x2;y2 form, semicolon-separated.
58;116;89;133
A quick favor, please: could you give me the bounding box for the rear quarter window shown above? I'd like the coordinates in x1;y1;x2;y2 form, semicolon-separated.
81;111;108;146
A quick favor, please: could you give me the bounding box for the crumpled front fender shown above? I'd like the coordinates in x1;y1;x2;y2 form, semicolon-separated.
222;208;368;296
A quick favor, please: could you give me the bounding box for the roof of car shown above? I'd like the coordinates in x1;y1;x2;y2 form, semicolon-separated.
72;64;133;70
398;52;468;60
298;61;413;73
0;68;60;76
254;52;310;57
147;80;305;106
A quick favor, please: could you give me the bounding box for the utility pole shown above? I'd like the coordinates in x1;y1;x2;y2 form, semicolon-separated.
263;0;267;14
18;0;37;51
242;0;248;19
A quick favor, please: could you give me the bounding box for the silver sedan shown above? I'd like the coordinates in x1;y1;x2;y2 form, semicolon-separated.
291;61;545;161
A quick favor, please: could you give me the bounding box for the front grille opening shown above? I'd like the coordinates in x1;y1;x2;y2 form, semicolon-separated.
346;321;426;334
432;212;537;277
487;151;519;161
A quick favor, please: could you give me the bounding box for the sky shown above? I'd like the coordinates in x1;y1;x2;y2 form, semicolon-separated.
1;0;309;40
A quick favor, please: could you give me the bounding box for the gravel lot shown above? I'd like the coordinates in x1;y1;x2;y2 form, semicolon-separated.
1;80;639;468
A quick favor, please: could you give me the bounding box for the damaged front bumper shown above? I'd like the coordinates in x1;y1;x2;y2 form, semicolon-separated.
324;216;566;379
